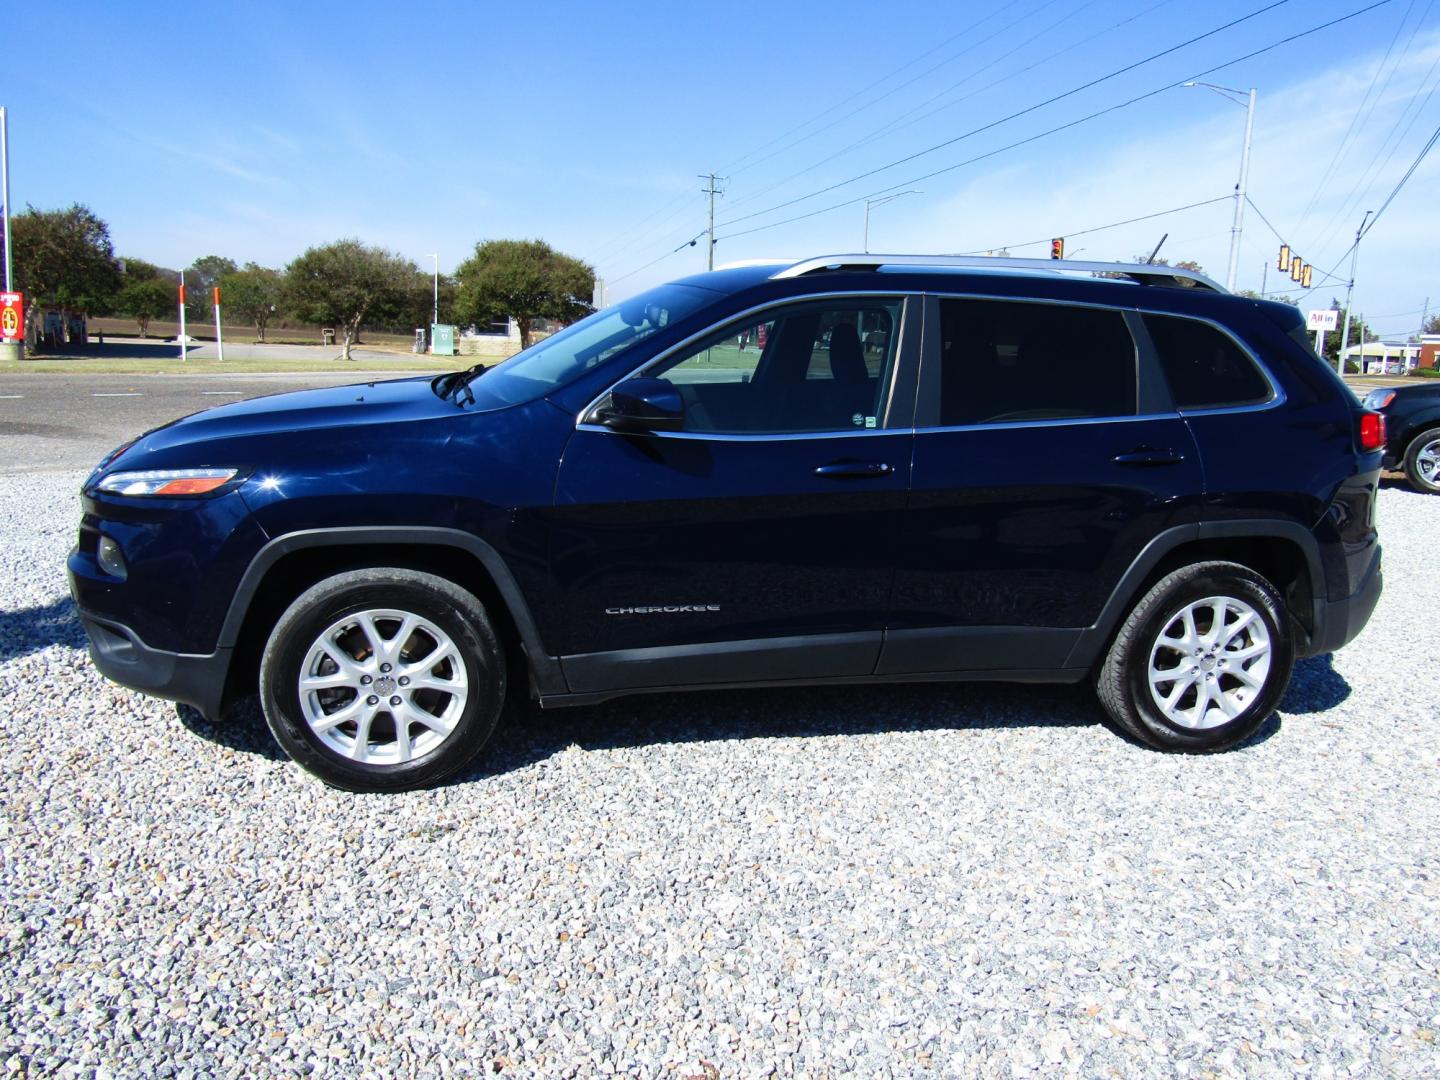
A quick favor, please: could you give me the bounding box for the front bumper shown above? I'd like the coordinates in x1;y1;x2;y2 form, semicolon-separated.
76;609;232;721
1304;545;1382;657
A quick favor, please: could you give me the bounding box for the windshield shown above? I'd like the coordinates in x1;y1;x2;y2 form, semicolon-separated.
459;283;718;410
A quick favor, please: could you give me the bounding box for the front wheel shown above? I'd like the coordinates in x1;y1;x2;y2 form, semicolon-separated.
1096;561;1294;752
1402;427;1440;494
259;568;506;791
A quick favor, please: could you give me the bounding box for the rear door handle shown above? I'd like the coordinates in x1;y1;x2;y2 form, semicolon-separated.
1112;447;1185;467
814;461;893;479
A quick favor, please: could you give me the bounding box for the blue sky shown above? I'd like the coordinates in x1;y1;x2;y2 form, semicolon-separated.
8;0;1440;339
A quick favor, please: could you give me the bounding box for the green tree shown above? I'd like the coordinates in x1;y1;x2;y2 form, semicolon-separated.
118;257;170;285
9;204;121;338
219;264;284;342
184;255;238;319
1423;313;1439;336
454;239;594;348
284;239;418;360
115;278;175;337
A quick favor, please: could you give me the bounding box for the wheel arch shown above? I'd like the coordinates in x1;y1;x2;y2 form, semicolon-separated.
219;528;564;713
1067;521;1323;671
1394;410;1440;457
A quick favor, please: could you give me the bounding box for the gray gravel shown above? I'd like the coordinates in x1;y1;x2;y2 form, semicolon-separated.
2;472;1438;1079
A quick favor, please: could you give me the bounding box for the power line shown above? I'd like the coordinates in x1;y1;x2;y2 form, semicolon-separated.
716;1;1036;177
591;3;1036;268
711;0;1398;246
1303;0;1439;252
1306;24;1440;255
949;195;1233;256
715;0;1299;233
1291;0;1422;236
723;0;1092;210
724;0;1171;217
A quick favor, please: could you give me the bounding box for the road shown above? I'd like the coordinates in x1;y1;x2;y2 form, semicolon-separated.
0;370;417;473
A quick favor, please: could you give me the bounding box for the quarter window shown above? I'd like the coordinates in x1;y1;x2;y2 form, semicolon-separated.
1144;314;1271;409
647;299;903;434
937;299;1138;425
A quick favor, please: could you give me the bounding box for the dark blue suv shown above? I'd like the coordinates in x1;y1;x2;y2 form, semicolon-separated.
68;256;1385;791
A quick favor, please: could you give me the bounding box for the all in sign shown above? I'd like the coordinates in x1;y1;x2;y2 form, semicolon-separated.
0;292;23;342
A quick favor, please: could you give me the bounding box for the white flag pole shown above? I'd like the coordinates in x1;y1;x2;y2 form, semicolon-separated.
213;286;224;362
178;271;187;361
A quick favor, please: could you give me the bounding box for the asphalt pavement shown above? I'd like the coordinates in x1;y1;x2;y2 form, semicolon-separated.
0;371;417;473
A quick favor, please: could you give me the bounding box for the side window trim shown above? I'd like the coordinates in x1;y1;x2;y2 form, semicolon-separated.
1136;309;1285;415
576;292;921;438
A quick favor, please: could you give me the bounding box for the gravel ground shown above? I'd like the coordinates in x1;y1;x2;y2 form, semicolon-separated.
2;473;1437;1079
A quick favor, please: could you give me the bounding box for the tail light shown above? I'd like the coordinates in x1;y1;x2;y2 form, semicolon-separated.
1357;411;1386;454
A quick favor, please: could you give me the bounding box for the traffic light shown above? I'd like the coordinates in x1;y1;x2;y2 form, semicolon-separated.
1278;244;1290;271
1301;264;1313;289
1051;238;1064;260
1290;255;1303;283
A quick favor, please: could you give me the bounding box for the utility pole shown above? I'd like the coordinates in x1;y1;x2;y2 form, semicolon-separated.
1;106;11;293
1338;209;1374;375
0;105;17;364
1260;260;1268;299
700;173;725;271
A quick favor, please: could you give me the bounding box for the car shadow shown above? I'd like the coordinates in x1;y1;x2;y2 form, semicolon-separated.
0;597;87;662
179;663;1334;784
177;698;289;762
457;681;1116;783
1279;653;1352;714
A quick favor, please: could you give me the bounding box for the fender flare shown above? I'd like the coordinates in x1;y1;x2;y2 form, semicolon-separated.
1064;519;1325;670
216;526;566;695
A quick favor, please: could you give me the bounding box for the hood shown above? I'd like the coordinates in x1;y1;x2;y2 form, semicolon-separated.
127;375;453;456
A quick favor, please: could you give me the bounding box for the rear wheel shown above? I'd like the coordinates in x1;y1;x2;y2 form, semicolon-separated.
1402;427;1440;494
1096;561;1293;752
259;568;506;791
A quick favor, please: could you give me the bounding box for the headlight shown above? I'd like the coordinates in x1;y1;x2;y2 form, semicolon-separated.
1363;389;1395;410
96;467;240;497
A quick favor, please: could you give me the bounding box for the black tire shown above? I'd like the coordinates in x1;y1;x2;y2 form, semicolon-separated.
1402;426;1440;494
1096;561;1294;753
259;568;506;792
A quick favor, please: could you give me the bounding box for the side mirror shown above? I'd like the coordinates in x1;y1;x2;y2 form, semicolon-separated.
596;377;684;433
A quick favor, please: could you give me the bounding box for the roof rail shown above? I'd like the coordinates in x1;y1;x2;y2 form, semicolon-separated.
769;254;1227;293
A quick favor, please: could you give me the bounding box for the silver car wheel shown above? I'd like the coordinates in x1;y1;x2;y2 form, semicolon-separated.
1146;595;1272;730
297;608;469;766
1416;438;1440;488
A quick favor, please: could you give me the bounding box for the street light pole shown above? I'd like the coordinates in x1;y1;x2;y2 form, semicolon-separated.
863;191;922;253
1184;82;1256;292
427;253;438;328
1338;210;1374;375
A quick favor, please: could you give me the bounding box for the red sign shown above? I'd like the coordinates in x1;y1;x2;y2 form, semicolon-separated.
0;292;22;342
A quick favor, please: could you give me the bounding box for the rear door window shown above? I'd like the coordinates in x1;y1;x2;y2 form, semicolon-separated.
937;298;1138;425
1144;313;1272;410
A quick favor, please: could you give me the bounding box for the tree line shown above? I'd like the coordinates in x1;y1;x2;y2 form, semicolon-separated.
3;203;594;360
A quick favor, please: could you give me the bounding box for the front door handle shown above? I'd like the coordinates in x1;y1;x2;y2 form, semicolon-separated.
1112;447;1185;467
814;461;893;479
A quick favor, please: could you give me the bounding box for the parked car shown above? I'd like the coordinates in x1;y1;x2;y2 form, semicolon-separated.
1362;382;1440;494
68;255;1385;791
